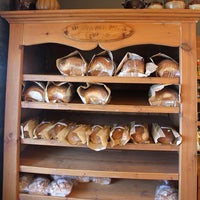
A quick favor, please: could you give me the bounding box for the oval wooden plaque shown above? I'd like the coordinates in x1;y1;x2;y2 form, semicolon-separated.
64;23;134;42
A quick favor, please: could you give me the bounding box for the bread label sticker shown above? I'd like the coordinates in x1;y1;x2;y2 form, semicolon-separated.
64;23;134;42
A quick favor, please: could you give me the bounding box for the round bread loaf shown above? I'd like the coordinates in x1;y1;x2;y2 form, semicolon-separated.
121;59;145;74
90;126;102;144
47;85;73;103
80;85;109;104
157;59;179;77
131;125;149;143
59;56;86;76
88;56;114;76
157;127;175;144
24;86;45;102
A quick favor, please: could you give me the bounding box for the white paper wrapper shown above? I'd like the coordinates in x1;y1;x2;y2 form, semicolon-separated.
152;123;182;145
56;50;87;76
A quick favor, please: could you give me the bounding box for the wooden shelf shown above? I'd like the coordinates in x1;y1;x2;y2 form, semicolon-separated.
20;146;179;180
21;101;180;114
21;138;179;151
23;74;180;85
19;179;158;200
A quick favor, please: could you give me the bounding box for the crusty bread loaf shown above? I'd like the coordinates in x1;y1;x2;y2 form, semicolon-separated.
157;127;175;144
24;86;45;102
149;87;179;107
130;124;149;144
121;59;145;74
46;84;73;103
88;56;114;76
78;85;110;104
156;59;179;77
59;56;86;76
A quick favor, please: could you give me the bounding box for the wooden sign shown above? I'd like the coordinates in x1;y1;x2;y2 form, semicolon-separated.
64;23;134;42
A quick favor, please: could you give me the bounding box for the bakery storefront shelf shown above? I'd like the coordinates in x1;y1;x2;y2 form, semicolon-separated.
20;146;179;180
1;9;197;200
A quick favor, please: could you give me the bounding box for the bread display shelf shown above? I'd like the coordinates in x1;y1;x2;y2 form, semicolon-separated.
23;74;180;85
21;138;179;151
21;101;179;114
19;179;158;200
20;146;178;180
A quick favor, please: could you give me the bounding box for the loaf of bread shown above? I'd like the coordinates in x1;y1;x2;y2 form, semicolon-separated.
28;176;50;195
121;59;145;74
156;59;179;77
66;124;88;145
148;85;179;107
130;122;150;144
110;125;130;147
77;83;111;105
23;82;45;102
33;121;55;139
152;123;177;144
45;82;74;103
19;173;34;193
87;125;110;151
116;52;145;77
88;56;115;76
21;119;39;138
155;181;178;200
48;178;73;197
56;51;87;76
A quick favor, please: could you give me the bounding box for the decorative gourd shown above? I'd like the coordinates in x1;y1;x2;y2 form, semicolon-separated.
36;0;60;10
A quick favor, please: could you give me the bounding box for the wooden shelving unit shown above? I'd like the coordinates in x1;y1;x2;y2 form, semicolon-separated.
0;9;198;200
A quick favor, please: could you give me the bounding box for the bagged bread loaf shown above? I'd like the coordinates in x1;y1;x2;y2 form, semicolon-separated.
154;180;178;200
21;119;39;138
23;81;45;102
33;121;55;139
150;53;179;77
45;82;74;103
28;176;50;195
56;50;87;76
86;125;110;151
48;178;73;197
148;84;179;107
77;83;111;104
116;52;145;77
130;121;150;144
110;125;130;147
152;123;182;145
19;173;34;193
88;51;115;76
57;123;89;145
